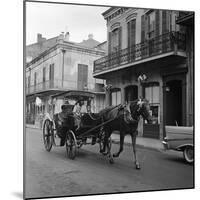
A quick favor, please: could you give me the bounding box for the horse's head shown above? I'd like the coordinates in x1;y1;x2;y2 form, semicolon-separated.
129;98;152;124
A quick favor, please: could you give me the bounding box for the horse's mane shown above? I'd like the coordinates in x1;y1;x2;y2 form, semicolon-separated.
98;105;119;116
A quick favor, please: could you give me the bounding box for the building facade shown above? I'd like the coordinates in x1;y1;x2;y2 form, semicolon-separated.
26;33;106;126
93;8;194;139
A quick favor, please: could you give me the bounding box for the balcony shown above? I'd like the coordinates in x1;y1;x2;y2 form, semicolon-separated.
93;32;186;78
26;79;104;96
176;11;194;26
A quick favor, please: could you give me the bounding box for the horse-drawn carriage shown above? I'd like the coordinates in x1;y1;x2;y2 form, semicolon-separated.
42;91;152;169
42;90;114;163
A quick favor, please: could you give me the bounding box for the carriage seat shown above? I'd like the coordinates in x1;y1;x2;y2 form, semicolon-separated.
54;104;75;130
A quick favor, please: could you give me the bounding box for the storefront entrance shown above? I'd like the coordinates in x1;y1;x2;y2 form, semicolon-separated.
163;73;186;132
165;80;183;126
125;85;138;103
143;82;160;139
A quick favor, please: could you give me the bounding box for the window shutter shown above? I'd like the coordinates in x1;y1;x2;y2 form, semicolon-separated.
108;32;112;55
162;10;168;34
144;14;148;40
141;15;145;42
118;27;122;51
43;67;46;82
127;22;130;48
77;64;88;90
131;20;136;46
34;72;37;86
155;10;160;36
49;64;51;81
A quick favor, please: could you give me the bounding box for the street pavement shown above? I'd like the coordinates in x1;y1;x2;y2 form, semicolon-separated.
24;127;194;199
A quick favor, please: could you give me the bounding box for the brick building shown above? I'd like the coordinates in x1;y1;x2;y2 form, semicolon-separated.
93;8;194;139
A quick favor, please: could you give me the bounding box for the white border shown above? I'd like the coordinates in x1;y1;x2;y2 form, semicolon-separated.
0;0;199;200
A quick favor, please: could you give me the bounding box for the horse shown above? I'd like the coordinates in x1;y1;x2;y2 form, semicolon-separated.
99;98;152;169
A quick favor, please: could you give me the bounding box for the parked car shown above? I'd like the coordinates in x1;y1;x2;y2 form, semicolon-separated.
162;126;194;163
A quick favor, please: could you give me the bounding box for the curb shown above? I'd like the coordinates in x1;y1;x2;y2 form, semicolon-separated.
112;140;164;152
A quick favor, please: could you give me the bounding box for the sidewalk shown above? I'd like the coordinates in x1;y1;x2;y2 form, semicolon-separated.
111;133;164;151
26;124;164;151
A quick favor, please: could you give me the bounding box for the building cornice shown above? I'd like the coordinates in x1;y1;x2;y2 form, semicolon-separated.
103;7;130;22
26;41;105;68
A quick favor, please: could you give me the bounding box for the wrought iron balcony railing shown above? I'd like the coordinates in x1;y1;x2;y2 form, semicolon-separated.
94;31;186;74
26;79;104;95
176;11;194;26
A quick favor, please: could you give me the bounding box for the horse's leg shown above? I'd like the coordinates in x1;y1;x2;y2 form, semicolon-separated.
113;132;125;157
103;135;113;163
100;129;108;154
131;132;140;169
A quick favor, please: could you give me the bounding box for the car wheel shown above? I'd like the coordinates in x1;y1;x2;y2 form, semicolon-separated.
183;146;194;163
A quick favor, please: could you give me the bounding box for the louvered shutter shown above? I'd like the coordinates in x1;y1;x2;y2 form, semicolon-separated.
118;26;122;51
141;15;145;43
131;20;136;46
162;10;168;34
155;10;160;36
162;10;168;52
78;64;88;90
108;32;112;55
128;21;130;48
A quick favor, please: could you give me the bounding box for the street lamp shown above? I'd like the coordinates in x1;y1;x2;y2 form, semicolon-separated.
104;84;112;91
137;74;147;99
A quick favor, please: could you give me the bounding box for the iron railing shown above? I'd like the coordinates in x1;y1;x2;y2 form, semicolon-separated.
94;31;186;74
177;11;194;21
26;79;104;95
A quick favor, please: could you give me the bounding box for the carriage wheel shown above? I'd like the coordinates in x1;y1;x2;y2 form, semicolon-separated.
66;130;77;160
43;119;53;152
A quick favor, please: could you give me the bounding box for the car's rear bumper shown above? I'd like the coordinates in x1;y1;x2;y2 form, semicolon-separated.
162;140;169;150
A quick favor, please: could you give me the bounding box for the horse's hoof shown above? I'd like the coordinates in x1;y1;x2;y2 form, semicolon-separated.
102;152;108;156
109;158;114;164
113;153;119;158
100;149;105;153
136;164;141;170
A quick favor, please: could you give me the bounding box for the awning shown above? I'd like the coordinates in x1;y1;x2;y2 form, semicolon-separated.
51;90;95;100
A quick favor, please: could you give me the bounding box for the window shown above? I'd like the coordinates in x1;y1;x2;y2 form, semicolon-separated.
49;64;54;88
109;27;121;54
111;28;119;53
43;67;46;82
77;64;88;90
34;72;37;87
111;89;121;106
147;11;155;39
144;84;160;124
49;64;54;81
127;19;136;48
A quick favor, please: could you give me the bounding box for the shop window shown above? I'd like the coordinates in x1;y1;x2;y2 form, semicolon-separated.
144;84;160;124
111;89;121;106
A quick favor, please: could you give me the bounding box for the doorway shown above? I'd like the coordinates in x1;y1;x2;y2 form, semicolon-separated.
165;80;182;126
125;85;138;103
163;74;186;127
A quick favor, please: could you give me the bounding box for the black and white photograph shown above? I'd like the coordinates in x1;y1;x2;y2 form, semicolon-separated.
24;0;194;199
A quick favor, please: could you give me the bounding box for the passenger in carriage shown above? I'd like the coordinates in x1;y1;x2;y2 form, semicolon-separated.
55;101;74;146
73;100;84;130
